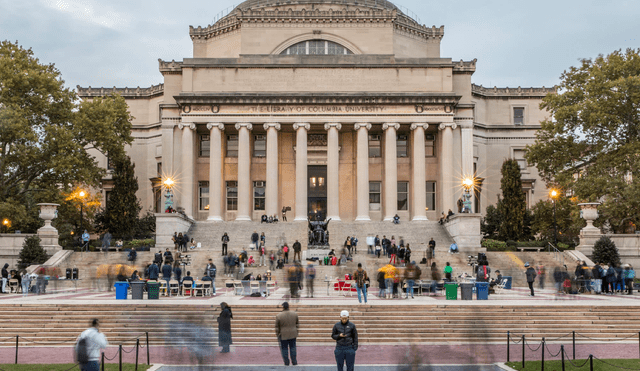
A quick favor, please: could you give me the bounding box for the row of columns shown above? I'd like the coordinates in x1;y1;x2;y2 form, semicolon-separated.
171;120;470;221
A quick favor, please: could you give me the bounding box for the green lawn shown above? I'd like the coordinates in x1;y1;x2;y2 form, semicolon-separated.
0;364;151;371
506;359;640;371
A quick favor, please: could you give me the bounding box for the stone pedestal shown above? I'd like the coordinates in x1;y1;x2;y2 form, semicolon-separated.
37;203;62;255
577;202;602;256
443;214;484;253
155;213;194;249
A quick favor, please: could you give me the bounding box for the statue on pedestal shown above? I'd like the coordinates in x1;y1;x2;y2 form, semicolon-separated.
307;217;331;248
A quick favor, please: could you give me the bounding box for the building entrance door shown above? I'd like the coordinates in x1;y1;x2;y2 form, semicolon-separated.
308;165;327;220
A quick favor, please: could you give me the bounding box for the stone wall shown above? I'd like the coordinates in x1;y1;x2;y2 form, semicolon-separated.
578;233;640;267
443;214;485;253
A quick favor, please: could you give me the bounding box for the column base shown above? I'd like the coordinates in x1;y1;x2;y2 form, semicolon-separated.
294;216;308;221
235;216;252;221
207;216;224;222
354;216;371;221
383;216;393;221
412;216;428;221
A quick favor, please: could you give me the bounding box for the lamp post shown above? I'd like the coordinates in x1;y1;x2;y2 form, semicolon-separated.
550;189;559;246
163;177;175;213
461;178;475;213
2;219;9;233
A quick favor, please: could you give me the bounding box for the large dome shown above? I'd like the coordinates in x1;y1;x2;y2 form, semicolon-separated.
237;0;399;11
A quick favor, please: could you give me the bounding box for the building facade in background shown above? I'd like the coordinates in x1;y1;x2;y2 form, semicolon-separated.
78;0;554;222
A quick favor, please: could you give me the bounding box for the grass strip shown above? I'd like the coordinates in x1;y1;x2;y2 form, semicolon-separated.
506;359;640;371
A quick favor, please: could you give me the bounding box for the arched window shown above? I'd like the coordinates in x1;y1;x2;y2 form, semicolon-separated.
281;40;353;55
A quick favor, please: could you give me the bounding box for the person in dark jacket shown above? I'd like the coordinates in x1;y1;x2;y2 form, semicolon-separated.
332;310;358;371
221;232;229;256
173;262;182;284
593;263;603;294
217;302;233;353
605;264;617;294
1;263;9;293
148;262;160;280
525;262;537;296
161;263;172;288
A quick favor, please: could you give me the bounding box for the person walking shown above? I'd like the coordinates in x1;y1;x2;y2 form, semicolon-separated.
75;319;108;371
221;232;229;256
625;265;635;295
428;238;436;266
388;244;397;265
525;262;537;296
404;261;421;299
82;230;90;252
292;240;302;262
377;269;386;298
332;310;358;371
537;264;546;290
101;231;112;253
305;263;316;298
275;302;299;366
217;302;233;353
204;259;216;295
1;263;8;293
353;263;369;304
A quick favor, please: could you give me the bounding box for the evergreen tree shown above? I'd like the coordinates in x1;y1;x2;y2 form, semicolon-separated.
95;155;141;240
592;236;621;266
481;204;502;239
497;159;527;241
17;236;49;270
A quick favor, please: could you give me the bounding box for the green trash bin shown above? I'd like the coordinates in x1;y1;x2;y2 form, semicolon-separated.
444;283;458;300
147;281;160;300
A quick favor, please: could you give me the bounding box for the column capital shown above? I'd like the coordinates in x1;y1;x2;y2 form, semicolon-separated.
206;122;225;131
457;120;474;129
324;122;342;131
263;122;281;131
293;122;310;131
410;123;429;131
438;122;457;130
178;123;196;130
382;122;400;131
235;122;253;131
354;122;372;131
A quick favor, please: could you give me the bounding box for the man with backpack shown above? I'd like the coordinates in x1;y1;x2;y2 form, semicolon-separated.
76;318;108;371
204;259;217;295
353;263;369;303
305;263;316;298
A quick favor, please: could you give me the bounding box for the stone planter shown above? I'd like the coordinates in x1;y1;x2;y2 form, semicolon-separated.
578;202;601;233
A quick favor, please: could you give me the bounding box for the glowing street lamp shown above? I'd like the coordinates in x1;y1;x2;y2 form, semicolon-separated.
77;189;87;251
550;189;559;246
461;177;475;213
2;219;9;233
163;177;175;212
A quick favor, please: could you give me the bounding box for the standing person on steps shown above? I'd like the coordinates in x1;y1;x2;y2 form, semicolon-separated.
293;240;302;262
217;302;233;353
525;262;537;296
275;302;299;366
353;263;369;304
221;232;229;256
428;238;436;266
332;310;358;371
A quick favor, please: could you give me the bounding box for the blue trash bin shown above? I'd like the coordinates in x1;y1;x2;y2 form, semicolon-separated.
503;276;512;290
475;282;489;300
114;281;129;300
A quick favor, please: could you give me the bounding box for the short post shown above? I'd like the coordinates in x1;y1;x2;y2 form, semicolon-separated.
146;331;150;365
522;335;525;369
561;345;565;371
135;338;140;371
541;338;545;371
589;354;593;371
572;331;576;360
119;344;123;371
638;332;640;359
507;331;510;363
102;352;105;371
15;335;18;364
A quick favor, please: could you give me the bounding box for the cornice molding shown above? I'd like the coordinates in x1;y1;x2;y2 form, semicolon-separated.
354;123;372;131
293;122;311;131
174;93;461;106
76;84;164;99
206;123;225;131
471;83;556;98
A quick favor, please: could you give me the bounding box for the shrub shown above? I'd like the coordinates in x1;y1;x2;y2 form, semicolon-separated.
592;236;621;266
18;236;49;270
482;239;511;251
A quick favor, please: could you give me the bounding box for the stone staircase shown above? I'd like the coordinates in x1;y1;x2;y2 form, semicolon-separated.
0;304;639;346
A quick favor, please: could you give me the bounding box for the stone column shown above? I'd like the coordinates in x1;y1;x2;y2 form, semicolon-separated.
264;122;281;218
383;122;400;221
179;123;196;219
354;123;372;221
460;120;474;210
235;122;253;221
207;123;225;221
293;122;310;221
439;122;457;214
325;122;342;221
161;120;175;176
411;123;429;221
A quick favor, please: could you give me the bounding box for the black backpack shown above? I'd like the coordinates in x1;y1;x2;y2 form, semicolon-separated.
76;337;89;364
377;271;385;283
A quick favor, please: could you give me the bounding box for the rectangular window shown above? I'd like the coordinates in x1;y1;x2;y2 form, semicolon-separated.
106;155;115;170
253;181;265;211
514;149;527;170
105;191;112;207
397;134;408;158
226;135;238;157
369;181;381;210
199;134;210;157
253;135;266;157
426;182;436;212
397;182;409;210
226;181;238;211
425;134;436;157
199;181;209;211
369;135;381;158
156;162;162;177
514;107;525;125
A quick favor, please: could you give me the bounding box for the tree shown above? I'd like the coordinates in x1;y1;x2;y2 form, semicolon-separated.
17;236;49;270
497;159;528;241
592;236;621;267
525;48;640;233
0;41;133;231
94;155;141;240
481;204;501;239
531;196;585;246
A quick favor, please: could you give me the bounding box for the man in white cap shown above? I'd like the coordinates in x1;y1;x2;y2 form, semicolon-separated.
331;310;358;371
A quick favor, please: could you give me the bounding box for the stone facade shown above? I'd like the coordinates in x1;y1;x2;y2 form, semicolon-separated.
77;0;553;223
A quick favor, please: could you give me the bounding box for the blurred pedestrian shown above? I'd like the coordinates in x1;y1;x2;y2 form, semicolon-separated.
217;302;233;353
525;262;537;296
275;302;299;366
75;319;108;371
404;261;421;299
1;263;8;293
332;310;358;371
305;263;316;298
82;230;90;252
101;231;111;253
428;238;436;266
537;264;546;289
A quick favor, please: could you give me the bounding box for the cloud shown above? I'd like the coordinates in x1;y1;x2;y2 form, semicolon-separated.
41;0;130;30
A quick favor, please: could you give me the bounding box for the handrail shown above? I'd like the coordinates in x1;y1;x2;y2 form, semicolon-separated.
547;242;564;267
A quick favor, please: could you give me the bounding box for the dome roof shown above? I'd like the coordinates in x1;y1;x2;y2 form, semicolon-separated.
237;0;399;11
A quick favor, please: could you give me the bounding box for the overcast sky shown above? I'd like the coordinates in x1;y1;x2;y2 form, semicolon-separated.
1;0;638;91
